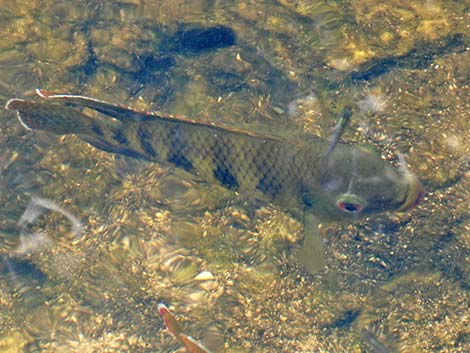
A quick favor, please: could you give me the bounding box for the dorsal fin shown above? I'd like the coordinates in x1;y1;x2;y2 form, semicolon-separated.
37;89;151;122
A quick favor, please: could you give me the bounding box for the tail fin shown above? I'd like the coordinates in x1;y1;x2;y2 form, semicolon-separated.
5;98;94;135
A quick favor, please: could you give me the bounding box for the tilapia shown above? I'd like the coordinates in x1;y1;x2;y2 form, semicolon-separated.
5;89;423;273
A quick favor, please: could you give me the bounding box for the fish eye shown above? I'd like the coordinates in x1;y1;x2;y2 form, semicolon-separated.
336;194;366;214
337;202;363;213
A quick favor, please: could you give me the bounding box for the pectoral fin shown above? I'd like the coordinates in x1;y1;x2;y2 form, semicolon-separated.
294;213;325;274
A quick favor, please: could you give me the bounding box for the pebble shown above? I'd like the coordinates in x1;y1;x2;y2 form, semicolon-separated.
194;271;215;281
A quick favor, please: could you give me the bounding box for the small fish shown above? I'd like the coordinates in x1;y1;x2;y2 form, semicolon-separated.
5;89;423;273
158;303;212;353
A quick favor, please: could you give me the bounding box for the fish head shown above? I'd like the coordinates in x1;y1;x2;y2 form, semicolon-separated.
305;144;423;222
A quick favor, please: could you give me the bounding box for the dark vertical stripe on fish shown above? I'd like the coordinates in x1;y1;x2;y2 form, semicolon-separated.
167;125;193;172
168;153;193;172
137;125;157;158
213;161;239;190
91;124;104;137
114;130;128;145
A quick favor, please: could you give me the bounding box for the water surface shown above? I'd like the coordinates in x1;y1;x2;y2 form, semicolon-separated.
0;1;469;352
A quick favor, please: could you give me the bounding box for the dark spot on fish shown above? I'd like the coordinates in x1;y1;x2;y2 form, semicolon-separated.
214;163;239;190
137;126;157;158
167;153;193;172
113;130;128;145
170;26;236;55
302;193;314;208
91;124;104;137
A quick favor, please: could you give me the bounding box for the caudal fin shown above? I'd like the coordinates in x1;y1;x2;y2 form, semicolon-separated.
5;98;94;135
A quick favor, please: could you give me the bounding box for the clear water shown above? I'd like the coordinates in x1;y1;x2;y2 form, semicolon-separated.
0;1;469;352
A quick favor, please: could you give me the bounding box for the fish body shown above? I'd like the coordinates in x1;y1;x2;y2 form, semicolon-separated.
5;90;423;272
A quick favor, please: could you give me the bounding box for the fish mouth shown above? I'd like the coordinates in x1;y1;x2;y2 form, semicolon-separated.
397;173;424;212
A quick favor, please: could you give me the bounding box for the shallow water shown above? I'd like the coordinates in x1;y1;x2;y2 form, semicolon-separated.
0;1;469;352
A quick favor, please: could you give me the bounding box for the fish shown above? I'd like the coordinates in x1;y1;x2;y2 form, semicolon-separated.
5;89;423;273
158;303;212;353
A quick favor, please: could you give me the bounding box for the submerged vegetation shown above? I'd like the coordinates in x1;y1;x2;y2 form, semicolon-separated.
0;0;469;352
